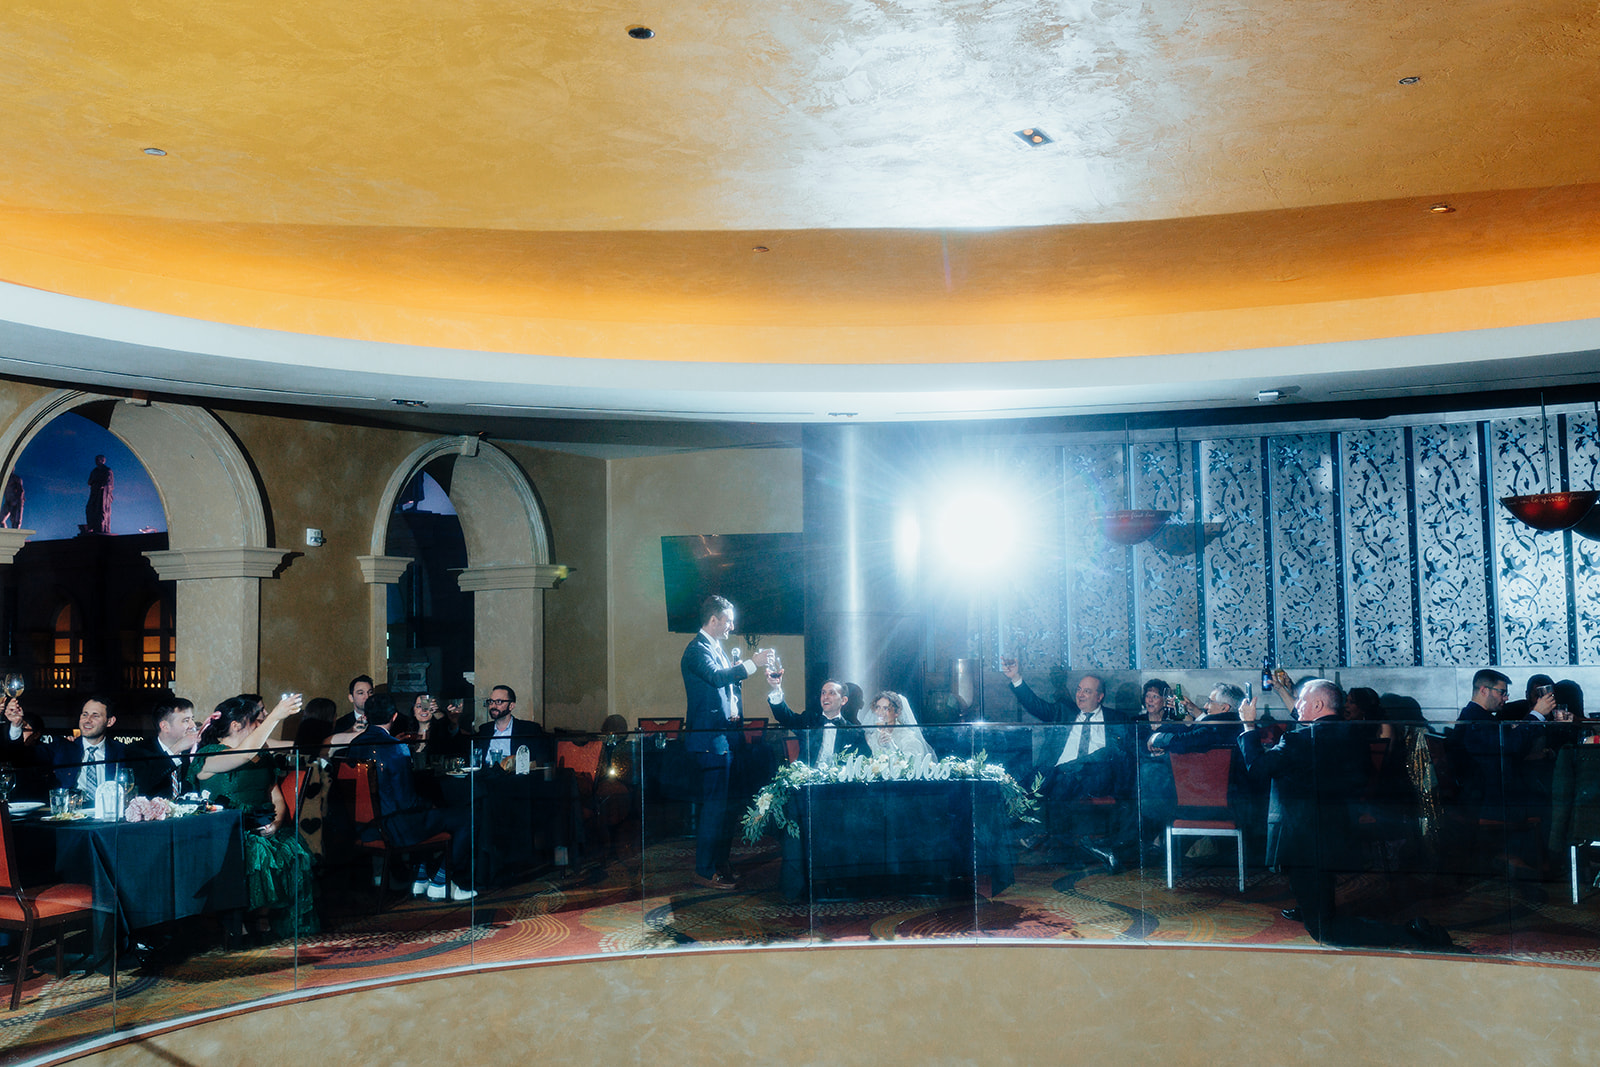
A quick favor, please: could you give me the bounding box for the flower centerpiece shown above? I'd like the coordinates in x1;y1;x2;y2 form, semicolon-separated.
125;795;176;822
742;750;1041;843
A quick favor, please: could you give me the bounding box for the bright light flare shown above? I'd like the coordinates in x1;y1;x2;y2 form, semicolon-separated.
931;487;1021;580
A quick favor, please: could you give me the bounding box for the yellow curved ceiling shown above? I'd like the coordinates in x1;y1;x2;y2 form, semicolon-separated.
2;0;1600;376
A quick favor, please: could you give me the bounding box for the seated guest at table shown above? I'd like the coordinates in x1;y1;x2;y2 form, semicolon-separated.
1132;678;1178;852
1500;674;1555;722
189;694;316;938
863;691;935;760
50;695;127;797
395;693;438;751
335;674;374;733
1546;680;1587;749
127;697;198;799
1149;682;1257;844
347;695;477;901
1002;660;1136;863
294;697;339;758
1;700;49;799
428;694;475;759
474;685;554;766
1148;684;1244;756
767;675;867;763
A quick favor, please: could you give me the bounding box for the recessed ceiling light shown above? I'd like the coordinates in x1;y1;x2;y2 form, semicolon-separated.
1014;128;1053;146
627;25;654;39
1255;390;1284;404
391;398;427;408
1427;202;1456;213
143;147;167;156
827;412;858;418
1398;76;1421;85
752;245;769;253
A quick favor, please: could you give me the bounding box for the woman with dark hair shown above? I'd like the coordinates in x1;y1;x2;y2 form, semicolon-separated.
1548;679;1587;751
189;694;315;938
294;696;339;757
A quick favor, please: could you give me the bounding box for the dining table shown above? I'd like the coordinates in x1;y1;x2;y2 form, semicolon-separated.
14;807;247;970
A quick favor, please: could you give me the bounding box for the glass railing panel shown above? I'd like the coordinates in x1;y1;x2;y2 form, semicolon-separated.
637;726;769;948
2;750;115;1061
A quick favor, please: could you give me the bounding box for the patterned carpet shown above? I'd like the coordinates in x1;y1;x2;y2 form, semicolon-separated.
4;833;1600;1063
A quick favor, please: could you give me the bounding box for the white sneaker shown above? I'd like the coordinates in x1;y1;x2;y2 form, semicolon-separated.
411;877;430;897
427;881;477;902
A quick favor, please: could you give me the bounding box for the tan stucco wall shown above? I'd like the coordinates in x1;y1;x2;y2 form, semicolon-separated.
214;407;437;707
606;448;805;723
65;944;1600;1066
499;443;608;733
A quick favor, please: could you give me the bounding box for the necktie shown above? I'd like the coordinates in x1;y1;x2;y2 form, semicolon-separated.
82;746;102;795
1077;716;1093;760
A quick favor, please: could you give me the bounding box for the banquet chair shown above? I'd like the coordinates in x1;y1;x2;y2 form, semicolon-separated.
1165;748;1246;892
0;805;96;1010
638;717;682;741
557;738;607;853
346;760;452;909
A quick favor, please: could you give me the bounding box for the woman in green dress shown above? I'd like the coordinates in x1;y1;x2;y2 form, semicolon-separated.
189;694;316;939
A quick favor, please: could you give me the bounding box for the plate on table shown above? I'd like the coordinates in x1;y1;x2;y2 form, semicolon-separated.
7;801;43;814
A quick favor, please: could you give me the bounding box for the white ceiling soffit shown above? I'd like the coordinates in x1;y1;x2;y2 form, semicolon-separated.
1;282;1598;423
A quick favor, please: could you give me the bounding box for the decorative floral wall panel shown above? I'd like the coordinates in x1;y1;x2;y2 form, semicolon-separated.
1268;433;1343;669
1491;417;1571;665
1341;428;1415;666
1062;444;1133;669
1131;441;1203;669
1199;438;1269;669
1412;423;1492;666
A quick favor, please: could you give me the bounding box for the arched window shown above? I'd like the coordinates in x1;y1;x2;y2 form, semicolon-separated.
49;602;81;689
135;597;177;689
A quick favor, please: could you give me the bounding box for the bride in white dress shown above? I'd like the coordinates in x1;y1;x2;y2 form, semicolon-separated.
862;690;934;760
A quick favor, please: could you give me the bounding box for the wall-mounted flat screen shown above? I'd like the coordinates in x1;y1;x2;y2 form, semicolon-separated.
661;532;805;636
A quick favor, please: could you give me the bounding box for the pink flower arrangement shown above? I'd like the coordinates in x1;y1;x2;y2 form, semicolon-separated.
125;795;174;822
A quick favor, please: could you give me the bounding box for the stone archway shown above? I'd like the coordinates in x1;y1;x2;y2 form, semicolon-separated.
0;390;286;711
366;436;565;723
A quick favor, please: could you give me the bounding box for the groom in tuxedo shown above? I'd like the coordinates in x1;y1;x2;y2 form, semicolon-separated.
767;677;866;763
681;594;770;889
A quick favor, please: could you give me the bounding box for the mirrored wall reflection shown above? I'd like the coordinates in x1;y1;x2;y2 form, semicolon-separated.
978;407;1600;677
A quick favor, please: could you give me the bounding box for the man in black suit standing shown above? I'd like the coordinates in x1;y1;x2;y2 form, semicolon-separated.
681;595;770;889
474;684;554;766
767;675;866;763
51;695;127;795
1240;679;1450;948
126;696;198;799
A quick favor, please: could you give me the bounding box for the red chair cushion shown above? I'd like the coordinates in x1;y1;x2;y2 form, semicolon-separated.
0;883;95;922
1173;819;1238;831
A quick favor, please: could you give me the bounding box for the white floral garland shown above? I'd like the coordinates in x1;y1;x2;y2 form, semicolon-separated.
742;750;1040;843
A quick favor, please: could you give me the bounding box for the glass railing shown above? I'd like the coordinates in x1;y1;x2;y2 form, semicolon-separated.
4;716;1598;1061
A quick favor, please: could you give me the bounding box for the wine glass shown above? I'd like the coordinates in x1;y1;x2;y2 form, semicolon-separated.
2;673;24;702
0;767;16;804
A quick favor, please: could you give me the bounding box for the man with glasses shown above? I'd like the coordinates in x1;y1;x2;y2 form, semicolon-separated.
1001;659;1135;868
1454;668;1547;874
474;685;553;766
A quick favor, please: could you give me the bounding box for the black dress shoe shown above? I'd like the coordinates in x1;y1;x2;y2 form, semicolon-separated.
1281;908;1303;922
1406;917;1456;949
